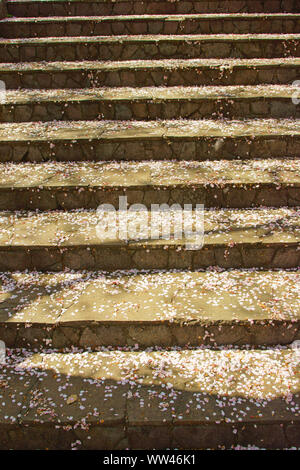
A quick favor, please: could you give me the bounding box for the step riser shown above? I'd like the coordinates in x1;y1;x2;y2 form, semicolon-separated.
1;65;298;89
0;245;298;271
0;185;299;210
7;1;300;17
1;417;300;450
1;137;299;162
2;19;300;38
2;320;300;349
1;98;299;122
1;39;299;61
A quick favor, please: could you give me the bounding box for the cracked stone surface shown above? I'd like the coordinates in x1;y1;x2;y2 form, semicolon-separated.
0;269;299;348
1;118;300;141
6;0;300;17
1;14;300;38
0;207;298;270
1;58;300;90
0;119;299;162
0;159;298;209
1;85;300;122
0;347;300;449
0;34;299;61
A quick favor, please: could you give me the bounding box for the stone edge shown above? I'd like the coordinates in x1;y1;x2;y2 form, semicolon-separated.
0;0;7;19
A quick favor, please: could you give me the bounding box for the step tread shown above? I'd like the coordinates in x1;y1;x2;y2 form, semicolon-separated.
5;0;294;4
8;0;191;3
1;57;299;71
0;160;299;188
3;0;299;4
0;269;299;324
0;207;298;247
6;0;223;2
2;33;299;45
1;348;299;430
2;85;299;104
2;13;300;22
0;119;299;142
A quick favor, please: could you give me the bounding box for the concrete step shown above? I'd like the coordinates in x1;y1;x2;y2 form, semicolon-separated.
0;34;299;62
0;160;299;210
1;58;299;89
1;86;300;122
0;119;299;162
6;0;300;17
2;14;300;38
0;269;299;349
0;347;300;449
0;207;298;270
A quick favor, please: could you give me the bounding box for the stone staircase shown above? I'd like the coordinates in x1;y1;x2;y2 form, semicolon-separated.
0;0;299;450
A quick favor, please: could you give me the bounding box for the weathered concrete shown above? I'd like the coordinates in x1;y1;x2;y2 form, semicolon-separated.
0;207;297;271
1;14;300;38
0;118;299;162
0;160;298;210
1;86;300;122
1;34;299;61
6;0;300;17
0;348;300;449
0;270;299;348
1;58;299;89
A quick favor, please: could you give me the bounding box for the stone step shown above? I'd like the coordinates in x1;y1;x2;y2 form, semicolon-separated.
0;207;298;271
0;119;299;162
0;160;299;210
1;34;299;62
1;58;299;89
0;269;299;349
0;347;299;449
1;86;300;122
6;0;300;17
2;14;300;38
